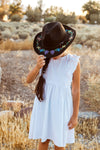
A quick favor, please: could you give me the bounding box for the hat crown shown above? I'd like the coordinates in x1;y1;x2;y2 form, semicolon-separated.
33;21;76;58
41;22;67;49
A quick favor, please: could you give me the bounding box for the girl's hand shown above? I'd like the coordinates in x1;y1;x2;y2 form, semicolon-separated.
68;115;78;130
36;55;46;69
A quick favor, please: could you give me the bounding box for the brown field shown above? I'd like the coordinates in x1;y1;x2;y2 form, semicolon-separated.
0;23;100;149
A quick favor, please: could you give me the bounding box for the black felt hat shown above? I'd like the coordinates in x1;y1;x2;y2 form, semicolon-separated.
33;22;76;58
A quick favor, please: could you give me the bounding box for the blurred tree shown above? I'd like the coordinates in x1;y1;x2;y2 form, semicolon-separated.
78;15;87;23
25;4;32;11
0;0;9;7
56;12;77;24
43;6;77;24
82;0;100;21
24;4;32;15
0;7;5;20
25;5;41;22
9;0;23;19
44;16;56;23
0;0;9;20
43;6;64;18
90;13;100;24
37;0;43;15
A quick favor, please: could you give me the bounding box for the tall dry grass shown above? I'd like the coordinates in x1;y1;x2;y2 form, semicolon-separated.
0;110;99;150
82;74;100;112
0;46;100;149
0;112;35;150
0;39;33;52
0;26;100;149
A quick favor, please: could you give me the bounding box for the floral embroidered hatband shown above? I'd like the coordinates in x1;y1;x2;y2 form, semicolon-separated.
36;29;74;55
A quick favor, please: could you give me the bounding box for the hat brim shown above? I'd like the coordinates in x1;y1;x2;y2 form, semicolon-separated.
33;24;76;58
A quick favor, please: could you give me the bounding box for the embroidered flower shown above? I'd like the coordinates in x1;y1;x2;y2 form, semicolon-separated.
40;49;45;52
44;50;49;55
55;48;60;52
37;37;41;41
50;50;55;55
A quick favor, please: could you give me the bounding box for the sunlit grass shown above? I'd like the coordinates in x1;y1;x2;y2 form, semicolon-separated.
0;109;99;150
0;39;33;51
82;74;100;112
0;24;100;149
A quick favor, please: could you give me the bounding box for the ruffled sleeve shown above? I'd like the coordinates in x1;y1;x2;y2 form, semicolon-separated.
70;54;80;74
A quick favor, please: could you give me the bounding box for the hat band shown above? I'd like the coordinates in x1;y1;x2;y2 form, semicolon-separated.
36;29;74;56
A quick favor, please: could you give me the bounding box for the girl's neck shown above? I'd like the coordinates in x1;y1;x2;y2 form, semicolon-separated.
53;52;68;60
61;52;68;57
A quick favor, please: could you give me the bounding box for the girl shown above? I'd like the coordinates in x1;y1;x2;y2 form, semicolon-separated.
27;22;80;150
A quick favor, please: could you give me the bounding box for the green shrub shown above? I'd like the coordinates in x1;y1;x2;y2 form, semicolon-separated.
2;29;12;39
0;25;5;31
11;14;22;22
44;16;56;23
44;13;77;24
79;15;87;24
56;13;77;24
26;7;41;22
33;27;41;32
0;7;6;20
12;34;19;40
19;33;28;39
43;6;77;24
90;14;100;24
56;13;67;24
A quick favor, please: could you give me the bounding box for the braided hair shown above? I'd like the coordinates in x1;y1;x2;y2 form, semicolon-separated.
35;57;51;102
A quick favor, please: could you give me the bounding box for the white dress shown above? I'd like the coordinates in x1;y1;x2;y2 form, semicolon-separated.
28;53;80;147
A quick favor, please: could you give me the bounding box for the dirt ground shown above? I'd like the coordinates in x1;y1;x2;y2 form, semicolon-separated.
0;49;97;112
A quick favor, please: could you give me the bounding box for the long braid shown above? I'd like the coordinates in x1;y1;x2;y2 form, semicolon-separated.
35;57;51;102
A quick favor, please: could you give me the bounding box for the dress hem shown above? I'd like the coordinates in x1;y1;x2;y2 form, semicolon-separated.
28;136;75;147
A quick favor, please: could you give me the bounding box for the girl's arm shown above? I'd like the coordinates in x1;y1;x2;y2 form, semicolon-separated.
71;61;80;118
26;65;40;83
26;55;46;83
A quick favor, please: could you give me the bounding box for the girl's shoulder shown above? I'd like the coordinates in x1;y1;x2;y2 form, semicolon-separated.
68;53;80;60
68;53;80;74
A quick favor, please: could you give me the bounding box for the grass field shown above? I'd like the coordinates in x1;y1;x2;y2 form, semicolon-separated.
0;23;100;149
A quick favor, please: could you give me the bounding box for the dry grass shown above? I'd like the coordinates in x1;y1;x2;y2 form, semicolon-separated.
0;23;100;52
0;112;35;149
76;49;100;113
0;39;33;52
0;24;100;149
0;109;99;150
82;74;100;111
1;47;100;149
